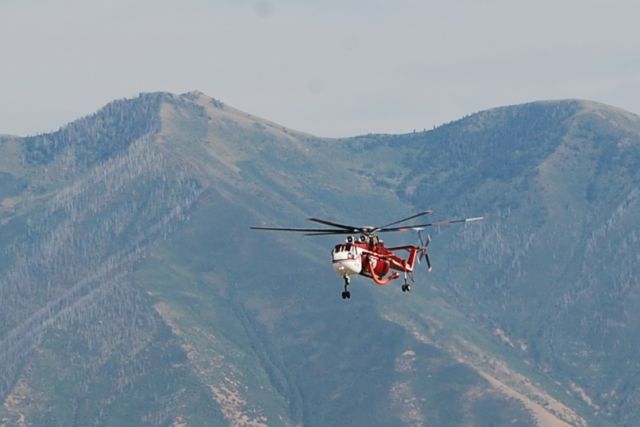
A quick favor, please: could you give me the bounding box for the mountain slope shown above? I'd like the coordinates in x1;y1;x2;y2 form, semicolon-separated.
351;100;640;425
1;92;639;426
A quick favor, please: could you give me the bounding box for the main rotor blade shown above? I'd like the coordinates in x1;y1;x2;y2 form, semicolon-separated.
307;217;359;231
377;210;433;229
250;226;351;233
378;216;484;232
304;230;355;236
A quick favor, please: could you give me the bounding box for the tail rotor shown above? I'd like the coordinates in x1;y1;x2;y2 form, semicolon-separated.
416;228;432;272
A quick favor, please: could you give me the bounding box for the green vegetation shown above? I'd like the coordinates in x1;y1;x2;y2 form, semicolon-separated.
1;92;639;426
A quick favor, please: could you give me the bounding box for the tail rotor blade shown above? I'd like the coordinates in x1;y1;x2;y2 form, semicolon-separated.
424;250;432;272
416;228;430;247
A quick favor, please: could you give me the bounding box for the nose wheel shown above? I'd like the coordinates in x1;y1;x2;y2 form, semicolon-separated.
341;276;351;300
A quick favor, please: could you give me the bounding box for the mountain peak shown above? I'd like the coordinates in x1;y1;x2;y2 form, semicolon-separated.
158;89;313;141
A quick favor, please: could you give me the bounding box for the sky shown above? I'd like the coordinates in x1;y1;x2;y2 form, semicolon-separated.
1;0;639;137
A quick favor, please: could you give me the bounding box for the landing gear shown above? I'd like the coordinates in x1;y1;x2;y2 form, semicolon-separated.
341;276;351;300
401;273;411;292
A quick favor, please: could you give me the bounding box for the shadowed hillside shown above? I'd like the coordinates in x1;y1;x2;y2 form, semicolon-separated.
1;92;639;426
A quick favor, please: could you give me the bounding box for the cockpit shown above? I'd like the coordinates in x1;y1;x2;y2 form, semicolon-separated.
331;242;362;276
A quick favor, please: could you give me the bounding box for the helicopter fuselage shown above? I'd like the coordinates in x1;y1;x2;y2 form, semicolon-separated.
331;238;419;286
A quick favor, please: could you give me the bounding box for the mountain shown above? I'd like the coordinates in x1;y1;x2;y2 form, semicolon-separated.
1;91;639;426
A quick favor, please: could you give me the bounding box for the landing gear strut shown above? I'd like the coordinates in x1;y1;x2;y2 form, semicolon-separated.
341;276;351;300
401;273;411;293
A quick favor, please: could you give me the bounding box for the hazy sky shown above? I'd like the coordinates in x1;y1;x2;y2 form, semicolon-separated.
2;0;639;137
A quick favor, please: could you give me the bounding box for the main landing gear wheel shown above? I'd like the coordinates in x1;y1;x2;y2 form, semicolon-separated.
342;276;351;300
401;283;411;292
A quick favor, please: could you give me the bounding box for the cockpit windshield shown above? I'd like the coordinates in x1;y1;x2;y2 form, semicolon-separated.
333;244;355;253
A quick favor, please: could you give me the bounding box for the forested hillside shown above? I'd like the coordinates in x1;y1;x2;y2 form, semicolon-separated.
1;91;639;426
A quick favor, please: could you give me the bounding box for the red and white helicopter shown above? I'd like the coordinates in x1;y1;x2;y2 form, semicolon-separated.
251;211;483;299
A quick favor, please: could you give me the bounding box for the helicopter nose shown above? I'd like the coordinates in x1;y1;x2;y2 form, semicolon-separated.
332;255;361;276
333;261;359;276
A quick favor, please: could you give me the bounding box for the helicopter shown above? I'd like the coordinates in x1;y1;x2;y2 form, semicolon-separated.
251;210;484;299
